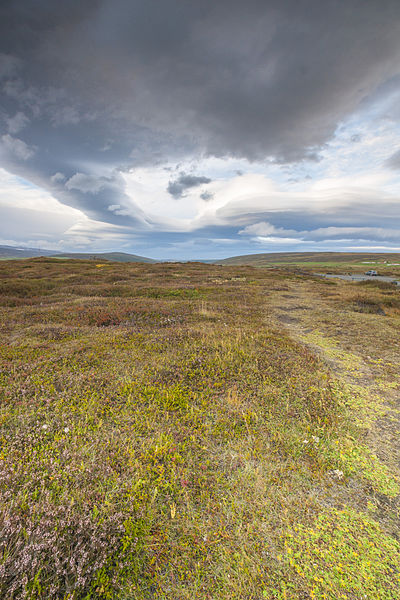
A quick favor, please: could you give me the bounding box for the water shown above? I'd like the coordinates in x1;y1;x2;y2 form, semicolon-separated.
317;273;400;286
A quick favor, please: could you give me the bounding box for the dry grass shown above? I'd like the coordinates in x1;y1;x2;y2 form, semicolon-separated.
0;259;399;599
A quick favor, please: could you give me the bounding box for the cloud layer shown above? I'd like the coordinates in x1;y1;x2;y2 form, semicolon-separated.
1;1;400;257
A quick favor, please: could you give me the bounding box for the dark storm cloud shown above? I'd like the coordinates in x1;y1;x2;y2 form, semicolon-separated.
1;0;400;223
167;173;211;198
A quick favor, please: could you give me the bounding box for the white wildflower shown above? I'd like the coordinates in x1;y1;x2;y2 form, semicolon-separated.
331;469;344;480
42;424;48;430
64;427;70;434
312;435;320;443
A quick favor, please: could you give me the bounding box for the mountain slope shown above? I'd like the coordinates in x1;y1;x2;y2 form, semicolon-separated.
51;252;156;263
0;246;157;263
0;245;57;259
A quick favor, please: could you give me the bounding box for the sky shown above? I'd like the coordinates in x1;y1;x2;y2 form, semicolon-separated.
1;0;400;260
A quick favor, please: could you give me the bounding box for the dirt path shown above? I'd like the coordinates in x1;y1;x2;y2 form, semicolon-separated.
267;277;400;529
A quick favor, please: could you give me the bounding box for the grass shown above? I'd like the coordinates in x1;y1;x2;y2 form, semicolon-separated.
0;259;399;599
216;252;400;277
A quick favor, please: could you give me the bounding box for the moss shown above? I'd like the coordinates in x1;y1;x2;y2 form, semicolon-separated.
281;506;400;600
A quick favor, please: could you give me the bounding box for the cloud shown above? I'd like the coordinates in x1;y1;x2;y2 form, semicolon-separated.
1;2;400;257
50;106;82;127
184;172;400;242
167;173;212;198
346;245;400;251
6;111;29;134
49;170;149;227
0;53;21;79
254;236;307;245
240;222;400;244
51;172;65;183
239;222;280;236
1;2;400;166
1;134;35;159
305;226;400;241
107;203;130;216
385;149;400;169
350;133;363;143
65;173;107;194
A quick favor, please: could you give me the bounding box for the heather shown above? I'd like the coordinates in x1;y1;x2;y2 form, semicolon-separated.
1;258;399;599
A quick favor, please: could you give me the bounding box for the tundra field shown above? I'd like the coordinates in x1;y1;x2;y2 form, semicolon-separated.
1;258;400;599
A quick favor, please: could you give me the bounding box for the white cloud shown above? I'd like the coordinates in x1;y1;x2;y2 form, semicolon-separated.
62;217;135;248
346;245;400;251
209;238;238;244
254;236;307;245
238;223;400;245
239;222;280;236
0;168;101;249
0;168;79;214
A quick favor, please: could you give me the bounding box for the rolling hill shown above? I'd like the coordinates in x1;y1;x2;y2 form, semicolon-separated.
0;246;156;263
0;245;57;259
214;251;400;266
51;251;157;263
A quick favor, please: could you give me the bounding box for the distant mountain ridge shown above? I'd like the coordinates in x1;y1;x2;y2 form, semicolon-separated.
0;245;57;258
0;246;156;263
52;252;156;263
214;251;400;266
3;247;400;265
